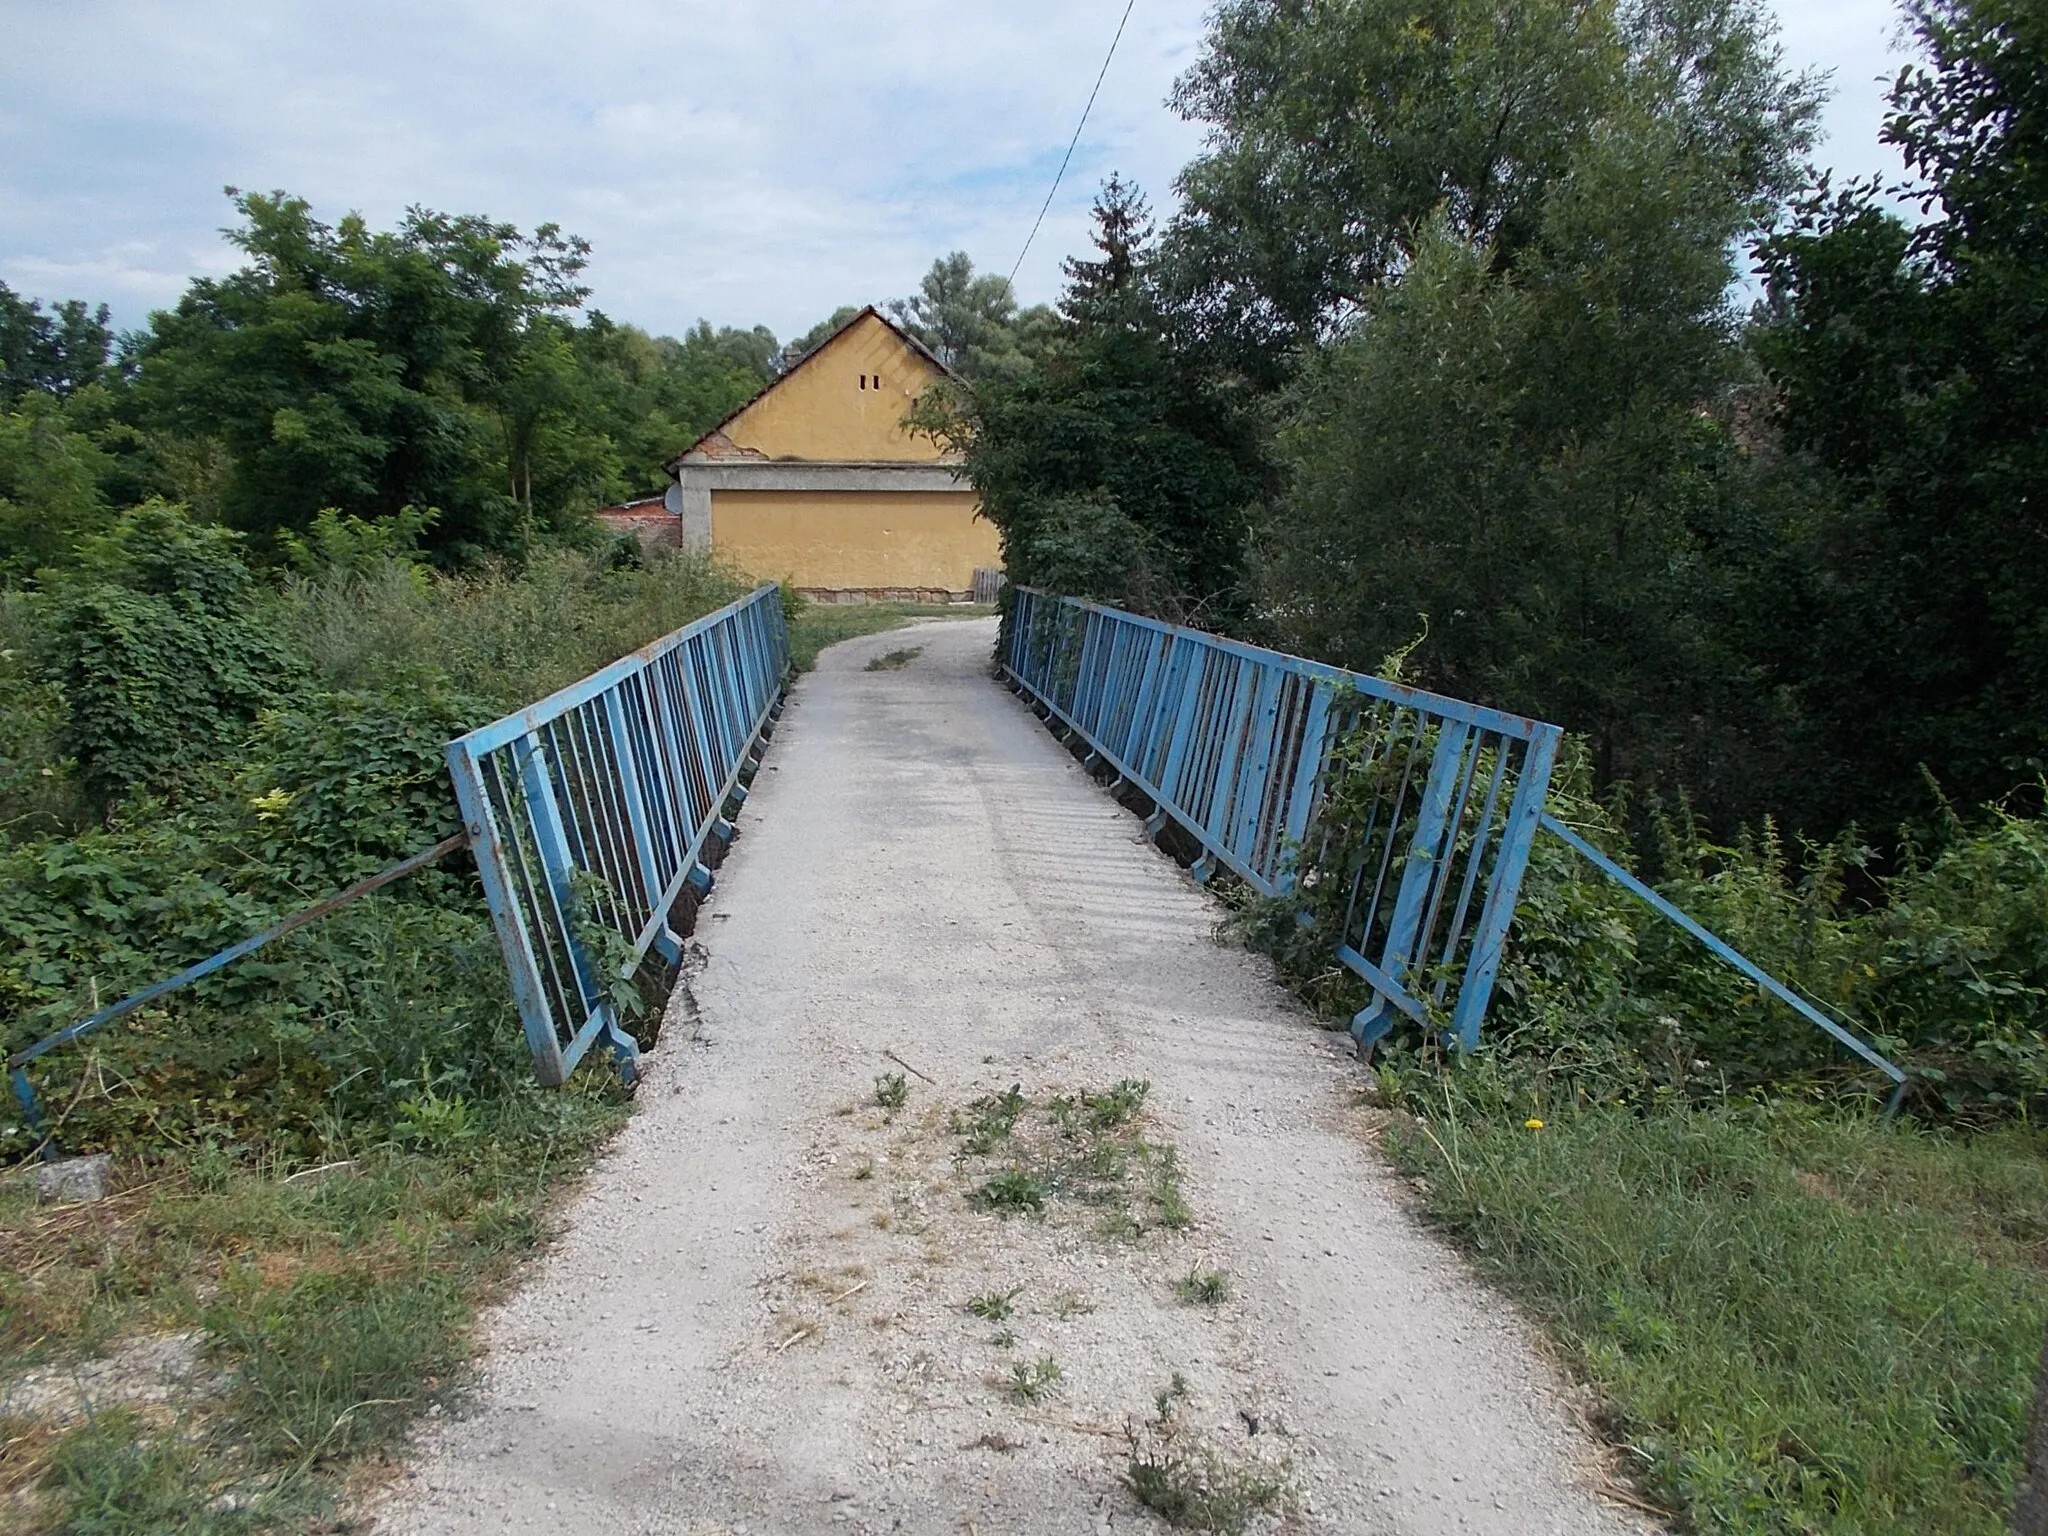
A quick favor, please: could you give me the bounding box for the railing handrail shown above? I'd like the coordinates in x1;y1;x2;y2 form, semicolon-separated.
446;582;789;1086
1020;589;1555;742
450;583;781;758
1004;587;1911;1110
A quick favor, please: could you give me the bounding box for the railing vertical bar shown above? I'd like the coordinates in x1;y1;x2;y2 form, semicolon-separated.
1434;740;1511;995
448;584;787;1087
1449;727;1561;1050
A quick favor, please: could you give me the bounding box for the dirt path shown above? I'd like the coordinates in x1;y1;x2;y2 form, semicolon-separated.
376;619;1649;1536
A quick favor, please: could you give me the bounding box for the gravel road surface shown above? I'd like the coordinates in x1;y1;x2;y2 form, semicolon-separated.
374;618;1650;1536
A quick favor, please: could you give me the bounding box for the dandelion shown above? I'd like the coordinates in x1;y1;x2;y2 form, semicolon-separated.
1524;1118;1545;1131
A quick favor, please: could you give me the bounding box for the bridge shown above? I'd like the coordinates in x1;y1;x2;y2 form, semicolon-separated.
376;615;1656;1535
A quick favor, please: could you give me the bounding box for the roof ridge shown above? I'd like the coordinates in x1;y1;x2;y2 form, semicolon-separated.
664;305;956;472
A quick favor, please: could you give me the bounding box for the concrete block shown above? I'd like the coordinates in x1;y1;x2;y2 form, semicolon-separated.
36;1153;112;1204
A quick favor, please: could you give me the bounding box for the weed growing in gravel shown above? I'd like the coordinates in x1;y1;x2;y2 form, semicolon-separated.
1051;1078;1151;1132
852;1158;875;1181
873;1071;909;1110
952;1080;1192;1236
973;1168;1049;1215
968;1288;1021;1321
1049;1291;1096;1319
955;1085;1028;1154
1175;1269;1230;1306
1008;1356;1062;1403
1125;1376;1287;1534
864;646;924;671
1087;1078;1150;1128
1152;1143;1194;1230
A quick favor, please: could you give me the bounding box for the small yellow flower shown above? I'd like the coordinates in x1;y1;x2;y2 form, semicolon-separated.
249;788;293;822
1524;1118;1546;1131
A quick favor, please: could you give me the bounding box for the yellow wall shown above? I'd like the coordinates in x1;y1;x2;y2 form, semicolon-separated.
723;312;947;462
711;490;999;589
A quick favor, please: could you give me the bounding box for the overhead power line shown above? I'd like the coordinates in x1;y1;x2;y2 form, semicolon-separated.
1008;0;1138;287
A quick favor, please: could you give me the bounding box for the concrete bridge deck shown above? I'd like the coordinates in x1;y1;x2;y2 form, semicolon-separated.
378;618;1647;1536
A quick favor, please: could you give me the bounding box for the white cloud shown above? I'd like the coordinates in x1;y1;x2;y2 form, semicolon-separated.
0;0;1918;340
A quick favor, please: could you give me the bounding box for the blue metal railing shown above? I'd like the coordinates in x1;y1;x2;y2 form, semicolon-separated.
445;583;788;1087
1003;588;1563;1053
1003;589;1908;1102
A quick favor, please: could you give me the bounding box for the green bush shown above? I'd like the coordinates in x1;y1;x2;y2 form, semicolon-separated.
0;515;754;1164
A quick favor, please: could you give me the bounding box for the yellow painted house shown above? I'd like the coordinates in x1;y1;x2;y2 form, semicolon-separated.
661;307;1001;601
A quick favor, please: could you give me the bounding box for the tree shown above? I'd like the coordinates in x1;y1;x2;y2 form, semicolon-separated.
1060;173;1153;326
0;283;114;402
1162;0;1819;383
1247;0;1823;817
934;182;1270;623
573;316;777;490
1754;0;2048;835
888;253;1055;380
0;392;117;579
129;191;604;563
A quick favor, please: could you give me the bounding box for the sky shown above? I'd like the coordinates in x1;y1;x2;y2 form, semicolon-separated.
1;0;1919;344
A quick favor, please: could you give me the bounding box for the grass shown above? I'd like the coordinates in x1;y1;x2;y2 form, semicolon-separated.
1174;1268;1230;1306
863;645;924;671
783;601;991;673
1384;1098;2048;1534
0;1079;627;1532
271;549;751;712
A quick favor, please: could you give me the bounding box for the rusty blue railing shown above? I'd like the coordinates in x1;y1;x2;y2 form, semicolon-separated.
1003;589;1909;1104
445;583;788;1087
1003;588;1562;1053
7;585;789;1146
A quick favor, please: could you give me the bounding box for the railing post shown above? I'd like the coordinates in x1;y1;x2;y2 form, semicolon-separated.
517;733;640;1080
446;745;569;1085
1448;726;1560;1050
1276;682;1334;893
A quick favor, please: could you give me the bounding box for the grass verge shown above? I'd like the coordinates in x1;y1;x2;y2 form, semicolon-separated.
784;602;991;672
1382;1098;2048;1534
0;1079;627;1532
